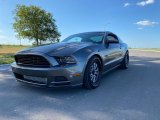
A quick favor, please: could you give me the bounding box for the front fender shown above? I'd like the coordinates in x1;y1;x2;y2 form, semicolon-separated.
73;46;104;78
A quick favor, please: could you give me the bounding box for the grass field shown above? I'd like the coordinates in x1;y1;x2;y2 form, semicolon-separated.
0;45;30;64
130;48;160;52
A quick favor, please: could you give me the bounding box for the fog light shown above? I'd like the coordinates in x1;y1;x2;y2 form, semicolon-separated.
72;73;81;77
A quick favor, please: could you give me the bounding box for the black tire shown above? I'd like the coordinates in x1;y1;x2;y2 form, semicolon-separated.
119;52;129;69
83;56;102;89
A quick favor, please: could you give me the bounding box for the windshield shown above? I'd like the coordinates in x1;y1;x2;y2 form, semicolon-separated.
62;32;105;43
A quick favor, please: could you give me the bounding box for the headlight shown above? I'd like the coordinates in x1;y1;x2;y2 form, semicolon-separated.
54;56;77;65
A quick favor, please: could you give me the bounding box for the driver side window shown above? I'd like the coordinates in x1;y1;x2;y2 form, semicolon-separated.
107;36;115;41
106;34;119;43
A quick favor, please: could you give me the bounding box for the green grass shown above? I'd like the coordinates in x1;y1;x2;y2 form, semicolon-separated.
0;45;30;65
0;55;14;64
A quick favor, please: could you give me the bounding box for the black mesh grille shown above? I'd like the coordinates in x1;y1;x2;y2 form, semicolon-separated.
15;55;50;68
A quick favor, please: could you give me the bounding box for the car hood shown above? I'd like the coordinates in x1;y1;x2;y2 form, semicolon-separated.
17;42;94;56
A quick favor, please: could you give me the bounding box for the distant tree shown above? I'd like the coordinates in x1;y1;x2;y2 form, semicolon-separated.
13;5;60;46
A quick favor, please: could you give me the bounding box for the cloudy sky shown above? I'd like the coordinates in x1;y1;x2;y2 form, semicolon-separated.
0;0;159;48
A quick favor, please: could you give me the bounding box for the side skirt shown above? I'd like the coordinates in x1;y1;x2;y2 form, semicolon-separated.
102;64;120;75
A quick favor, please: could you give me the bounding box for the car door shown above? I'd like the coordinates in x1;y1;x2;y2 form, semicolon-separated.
103;34;122;71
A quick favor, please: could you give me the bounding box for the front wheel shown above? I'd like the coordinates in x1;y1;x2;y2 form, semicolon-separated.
83;57;102;89
119;52;129;69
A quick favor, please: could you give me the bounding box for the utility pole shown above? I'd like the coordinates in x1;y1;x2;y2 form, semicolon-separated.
104;22;110;31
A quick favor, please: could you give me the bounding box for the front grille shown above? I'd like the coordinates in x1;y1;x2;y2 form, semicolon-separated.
15;54;50;68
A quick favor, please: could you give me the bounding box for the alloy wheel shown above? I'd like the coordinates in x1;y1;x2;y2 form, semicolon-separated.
90;62;99;83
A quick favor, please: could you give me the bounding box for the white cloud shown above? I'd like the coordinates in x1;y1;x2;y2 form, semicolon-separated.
124;3;131;7
135;20;158;26
137;0;155;6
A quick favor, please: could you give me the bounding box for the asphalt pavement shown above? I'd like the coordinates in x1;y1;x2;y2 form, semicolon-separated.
0;50;160;120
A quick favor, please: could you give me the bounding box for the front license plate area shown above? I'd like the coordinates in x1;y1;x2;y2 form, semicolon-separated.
24;75;47;84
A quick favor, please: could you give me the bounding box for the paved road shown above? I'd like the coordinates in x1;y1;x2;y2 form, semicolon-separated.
0;50;160;120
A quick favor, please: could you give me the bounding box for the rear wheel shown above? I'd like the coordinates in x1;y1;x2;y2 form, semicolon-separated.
119;52;129;69
83;56;102;89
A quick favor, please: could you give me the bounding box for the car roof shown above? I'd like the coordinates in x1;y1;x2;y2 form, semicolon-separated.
74;31;114;35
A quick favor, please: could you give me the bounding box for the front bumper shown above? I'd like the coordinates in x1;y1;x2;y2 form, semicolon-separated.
11;62;83;87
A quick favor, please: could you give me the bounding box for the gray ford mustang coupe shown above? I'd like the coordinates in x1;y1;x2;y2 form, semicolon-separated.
11;31;129;89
